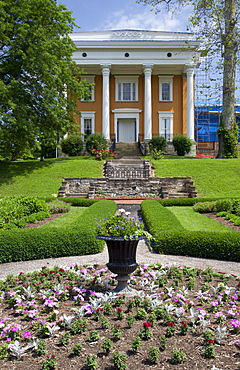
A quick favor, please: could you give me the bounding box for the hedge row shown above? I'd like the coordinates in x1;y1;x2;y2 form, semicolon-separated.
57;198;99;207
141;200;240;262
0;200;117;263
141;199;184;233
157;197;239;207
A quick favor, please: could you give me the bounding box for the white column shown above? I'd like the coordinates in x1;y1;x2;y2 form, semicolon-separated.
143;64;153;140
101;64;111;140
186;64;195;141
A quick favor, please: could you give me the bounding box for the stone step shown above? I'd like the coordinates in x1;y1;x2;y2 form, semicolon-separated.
168;193;191;198
65;193;88;198
114;142;141;158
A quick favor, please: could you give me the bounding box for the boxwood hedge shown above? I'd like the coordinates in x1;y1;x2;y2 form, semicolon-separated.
141;199;240;262
57;198;99;207
157;197;239;207
0;200;117;263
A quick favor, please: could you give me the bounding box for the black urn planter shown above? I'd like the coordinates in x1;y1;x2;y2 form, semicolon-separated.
96;235;144;295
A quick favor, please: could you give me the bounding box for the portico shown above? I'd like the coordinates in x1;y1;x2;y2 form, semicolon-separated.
70;29;200;144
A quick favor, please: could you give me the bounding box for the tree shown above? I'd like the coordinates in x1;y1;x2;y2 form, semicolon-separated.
0;0;90;160
137;0;239;158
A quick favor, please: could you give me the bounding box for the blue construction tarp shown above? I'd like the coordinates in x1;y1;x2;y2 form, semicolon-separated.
195;104;240;142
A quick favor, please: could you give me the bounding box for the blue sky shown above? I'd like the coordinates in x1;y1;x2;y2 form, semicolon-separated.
57;0;192;33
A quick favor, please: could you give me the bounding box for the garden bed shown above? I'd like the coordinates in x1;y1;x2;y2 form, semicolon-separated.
204;213;240;232
0;263;239;369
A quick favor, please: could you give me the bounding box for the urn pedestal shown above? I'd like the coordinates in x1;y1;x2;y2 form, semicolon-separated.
96;235;144;295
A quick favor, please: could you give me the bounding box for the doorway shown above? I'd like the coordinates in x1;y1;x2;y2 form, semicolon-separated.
117;118;136;142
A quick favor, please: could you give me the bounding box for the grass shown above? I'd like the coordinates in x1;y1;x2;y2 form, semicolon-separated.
39;207;86;229
0;157;103;198
0;156;240;198
150;157;240;198
168;206;236;232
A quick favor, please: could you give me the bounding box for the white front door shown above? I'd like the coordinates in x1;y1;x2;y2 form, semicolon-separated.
118;118;136;142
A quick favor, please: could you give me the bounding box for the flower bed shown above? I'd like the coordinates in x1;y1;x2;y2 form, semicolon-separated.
0;263;239;369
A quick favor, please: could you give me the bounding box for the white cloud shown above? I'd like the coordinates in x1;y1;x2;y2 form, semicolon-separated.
101;8;191;32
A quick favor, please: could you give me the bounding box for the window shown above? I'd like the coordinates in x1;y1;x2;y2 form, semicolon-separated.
80;112;95;139
159;76;173;101
81;76;95;101
84;118;92;136
115;76;138;101
158;111;174;141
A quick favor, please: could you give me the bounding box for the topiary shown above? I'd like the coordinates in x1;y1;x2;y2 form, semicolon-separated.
86;132;108;153
61;135;83;157
172;134;192;156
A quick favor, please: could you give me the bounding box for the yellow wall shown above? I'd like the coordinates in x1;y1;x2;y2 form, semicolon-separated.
77;73;186;137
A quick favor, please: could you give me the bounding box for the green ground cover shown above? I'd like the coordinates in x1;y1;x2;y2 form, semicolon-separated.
0;157;102;198
150;157;240;198
168;206;236;232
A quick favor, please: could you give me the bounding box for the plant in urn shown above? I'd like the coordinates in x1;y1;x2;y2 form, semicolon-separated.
96;208;152;295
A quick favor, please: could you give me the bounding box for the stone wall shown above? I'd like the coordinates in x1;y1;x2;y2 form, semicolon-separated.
58;176;197;199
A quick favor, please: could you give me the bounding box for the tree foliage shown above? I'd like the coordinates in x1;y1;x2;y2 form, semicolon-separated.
0;0;90;160
137;0;239;158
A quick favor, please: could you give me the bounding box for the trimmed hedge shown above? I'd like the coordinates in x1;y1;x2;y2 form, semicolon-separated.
141;199;184;233
57;198;99;207
157;197;240;207
141;199;240;262
0;200;117;263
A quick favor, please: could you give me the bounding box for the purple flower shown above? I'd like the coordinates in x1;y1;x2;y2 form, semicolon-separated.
24;331;31;339
230;319;240;329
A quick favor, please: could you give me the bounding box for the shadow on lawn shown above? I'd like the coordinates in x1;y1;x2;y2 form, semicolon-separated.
0;156;92;188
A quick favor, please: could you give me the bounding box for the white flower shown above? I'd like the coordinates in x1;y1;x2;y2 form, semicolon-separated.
118;208;125;214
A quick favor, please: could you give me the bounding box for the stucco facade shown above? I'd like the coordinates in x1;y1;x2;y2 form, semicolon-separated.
70;29;200;143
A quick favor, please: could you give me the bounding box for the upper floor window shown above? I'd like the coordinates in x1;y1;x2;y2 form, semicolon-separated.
81;76;95;101
159;76;173;101
115;76;138;101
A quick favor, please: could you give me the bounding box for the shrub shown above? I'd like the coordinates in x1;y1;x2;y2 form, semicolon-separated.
88;147;116;160
0;200;117;263
86;133;108;153
192;201;216;213
149;148;165;160
0;196;49;228
214;199;233;213
58;198;99;207
172;134;192;156
148;136;167;152
47;200;71;214
61;135;83;157
232;199;240;216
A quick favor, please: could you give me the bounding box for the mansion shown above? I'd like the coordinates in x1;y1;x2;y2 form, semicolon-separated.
70;29;200;146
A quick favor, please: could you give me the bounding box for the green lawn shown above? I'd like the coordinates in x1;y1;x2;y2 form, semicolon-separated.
0;157;103;197
39;207;86;228
0;156;240;198
168;206;236;232
150;157;240;198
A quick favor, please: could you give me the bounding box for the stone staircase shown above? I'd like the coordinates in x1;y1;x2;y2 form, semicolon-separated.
114;142;141;158
104;159;153;179
58;159;197;199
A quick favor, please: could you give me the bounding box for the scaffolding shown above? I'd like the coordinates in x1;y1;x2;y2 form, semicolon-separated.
195;57;222;155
